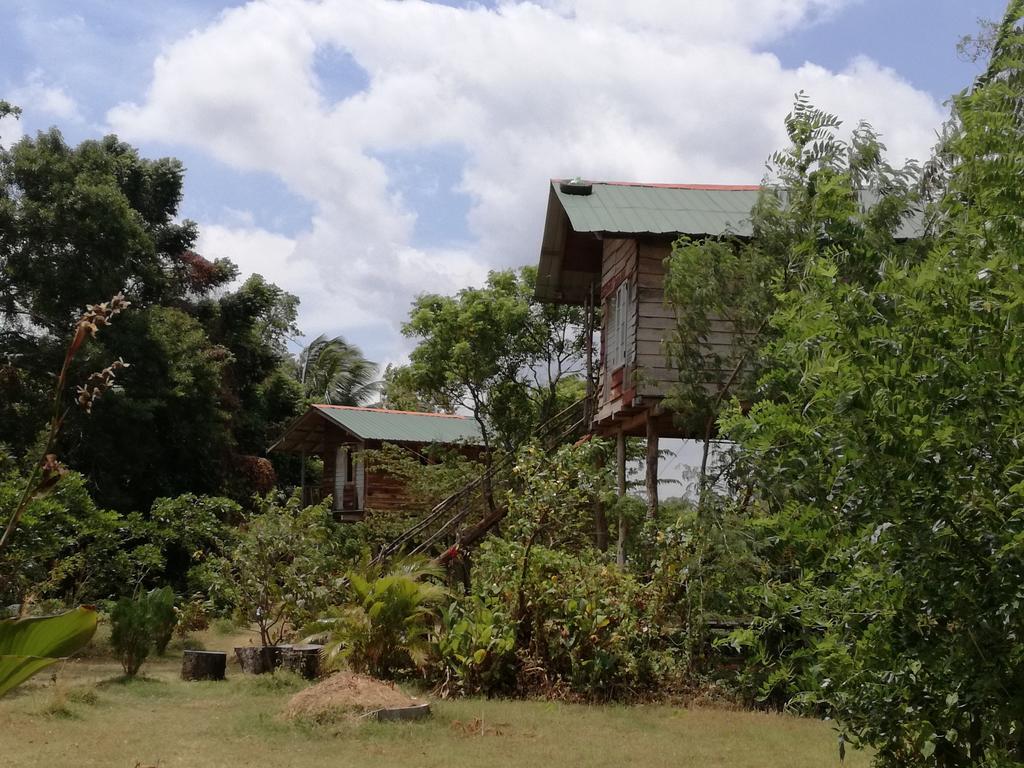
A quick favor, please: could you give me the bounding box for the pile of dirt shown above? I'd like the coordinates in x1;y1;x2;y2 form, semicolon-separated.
283;672;422;723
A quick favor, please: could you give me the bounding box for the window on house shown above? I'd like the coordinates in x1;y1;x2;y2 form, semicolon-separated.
605;280;634;370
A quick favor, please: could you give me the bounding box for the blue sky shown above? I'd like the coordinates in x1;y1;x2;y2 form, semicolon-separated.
0;0;1009;365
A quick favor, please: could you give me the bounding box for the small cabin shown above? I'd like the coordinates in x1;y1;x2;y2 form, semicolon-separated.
271;405;483;520
535;179;763;440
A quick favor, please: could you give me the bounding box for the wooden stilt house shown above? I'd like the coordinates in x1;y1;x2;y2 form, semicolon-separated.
535;179;765;436
534;179;766;514
271;405;483;520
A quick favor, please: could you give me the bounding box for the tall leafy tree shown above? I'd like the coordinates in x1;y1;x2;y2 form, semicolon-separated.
663;93;925;480
709;4;1024;765
0;120;303;510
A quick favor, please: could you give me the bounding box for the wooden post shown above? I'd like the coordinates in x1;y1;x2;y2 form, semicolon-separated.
594;451;609;551
585;282;595;424
616;428;627;567
645;415;659;520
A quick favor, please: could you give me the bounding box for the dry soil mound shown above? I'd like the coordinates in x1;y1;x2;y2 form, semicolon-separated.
284;672;422;722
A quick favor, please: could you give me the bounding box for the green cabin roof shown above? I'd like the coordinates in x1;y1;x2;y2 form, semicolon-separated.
313;405;481;444
271;405;482;454
554;181;763;237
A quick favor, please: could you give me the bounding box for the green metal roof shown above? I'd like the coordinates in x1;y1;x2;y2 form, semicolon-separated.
554;181;763;237
313;405;482;444
551;180;922;239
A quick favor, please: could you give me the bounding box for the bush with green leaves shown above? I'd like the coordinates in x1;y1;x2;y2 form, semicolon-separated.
0;459;242;608
109;594;154;677
146;587;177;655
141;494;241;593
108;587;179;675
0;464;141;606
432;596;517;697
200;492;354;647
464;539;674;700
313;556;446;679
424;438;680;700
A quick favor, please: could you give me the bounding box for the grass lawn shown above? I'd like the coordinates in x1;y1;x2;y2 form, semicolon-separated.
0;627;867;768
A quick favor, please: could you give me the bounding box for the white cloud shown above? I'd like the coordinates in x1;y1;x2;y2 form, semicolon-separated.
109;0;945;361
536;0;852;44
10;70;82;123
0;113;23;148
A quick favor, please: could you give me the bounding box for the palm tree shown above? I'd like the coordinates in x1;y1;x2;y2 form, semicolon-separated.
296;334;380;406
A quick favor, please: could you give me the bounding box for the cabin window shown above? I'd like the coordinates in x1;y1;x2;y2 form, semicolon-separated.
605;279;635;370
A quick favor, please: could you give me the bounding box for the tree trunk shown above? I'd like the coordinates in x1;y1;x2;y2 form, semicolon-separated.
235;645;275;674
280;645;322;679
181;650;226;681
645;417;659;521
616;429;627;567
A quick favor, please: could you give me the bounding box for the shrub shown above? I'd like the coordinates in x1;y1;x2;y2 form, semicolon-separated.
0;467;144;606
313;556;446;679
431;540;679;700
200;492;350;646
147;587;176;655
174;594;210;636
109;597;153;676
109;588;178;674
433;596;516;697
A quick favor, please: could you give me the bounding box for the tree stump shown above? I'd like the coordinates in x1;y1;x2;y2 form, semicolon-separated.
181;650;226;681
279;644;322;680
270;644;293;670
235;645;275;674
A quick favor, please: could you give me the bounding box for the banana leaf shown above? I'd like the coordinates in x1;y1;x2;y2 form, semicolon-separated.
0;606;98;696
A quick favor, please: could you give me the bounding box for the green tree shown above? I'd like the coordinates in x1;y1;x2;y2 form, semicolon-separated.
0;122;303;510
716;4;1024;764
663;93;925;482
402;266;586;453
378;363;441;412
66;306;231;511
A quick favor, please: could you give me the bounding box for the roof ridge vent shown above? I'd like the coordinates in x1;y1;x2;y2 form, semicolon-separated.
559;177;593;196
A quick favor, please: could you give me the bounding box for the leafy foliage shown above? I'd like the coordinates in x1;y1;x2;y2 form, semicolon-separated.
432;596;517;696
200;493;354;647
147;586;177;655
0;606;97;697
0;127;303;512
427;440;682;701
700;5;1024;765
402;266;586;452
314;556;446;679
110;594;156;676
663;92;925;441
296;333;379;406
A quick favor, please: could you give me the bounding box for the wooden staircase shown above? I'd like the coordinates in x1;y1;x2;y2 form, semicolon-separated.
374;398;590;565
